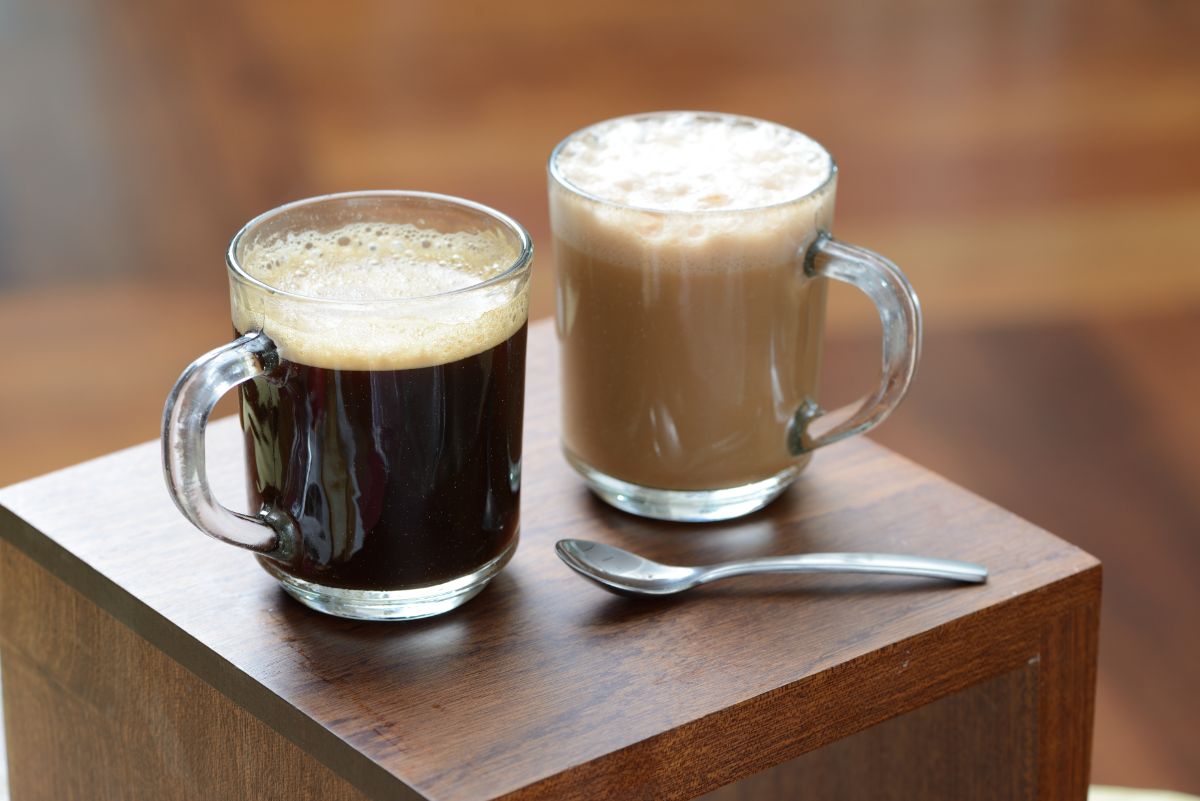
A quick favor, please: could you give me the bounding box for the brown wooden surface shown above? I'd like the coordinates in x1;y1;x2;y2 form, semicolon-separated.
825;310;1200;792
0;542;369;801
2;0;1198;793
1;321;1099;800
702;664;1039;801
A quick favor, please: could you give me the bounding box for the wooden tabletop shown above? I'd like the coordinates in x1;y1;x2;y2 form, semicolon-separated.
0;320;1099;800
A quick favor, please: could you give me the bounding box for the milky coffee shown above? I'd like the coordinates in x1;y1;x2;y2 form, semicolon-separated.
550;113;835;490
232;219;528;590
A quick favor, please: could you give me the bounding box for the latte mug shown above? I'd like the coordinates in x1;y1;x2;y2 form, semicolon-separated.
549;111;921;522
163;192;532;620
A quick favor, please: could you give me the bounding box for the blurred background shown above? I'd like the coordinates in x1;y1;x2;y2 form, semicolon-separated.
1;0;1198;794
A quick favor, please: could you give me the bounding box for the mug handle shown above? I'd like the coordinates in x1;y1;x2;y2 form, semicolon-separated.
162;331;296;561
789;233;922;454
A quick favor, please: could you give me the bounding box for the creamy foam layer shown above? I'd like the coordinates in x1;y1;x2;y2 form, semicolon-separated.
554;113;832;212
551;114;836;272
232;222;528;370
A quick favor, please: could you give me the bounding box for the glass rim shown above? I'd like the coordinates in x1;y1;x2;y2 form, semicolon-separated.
547;110;840;216
226;190;534;305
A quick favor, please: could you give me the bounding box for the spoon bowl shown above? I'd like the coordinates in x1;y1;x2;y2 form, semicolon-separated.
556;540;701;596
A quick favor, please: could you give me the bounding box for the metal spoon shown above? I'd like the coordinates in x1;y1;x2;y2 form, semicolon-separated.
555;539;988;597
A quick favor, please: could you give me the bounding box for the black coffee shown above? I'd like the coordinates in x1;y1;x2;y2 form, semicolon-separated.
238;324;526;590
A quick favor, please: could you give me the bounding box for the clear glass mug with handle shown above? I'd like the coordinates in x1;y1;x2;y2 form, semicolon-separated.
549;111;920;522
162;191;532;619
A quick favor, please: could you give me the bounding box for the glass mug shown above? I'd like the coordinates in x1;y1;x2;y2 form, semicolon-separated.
163;191;532;620
549;111;921;522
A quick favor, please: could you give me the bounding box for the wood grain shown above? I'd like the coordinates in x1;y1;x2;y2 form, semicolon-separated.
701;663;1038;801
0;321;1100;800
827;312;1200;791
0;542;370;801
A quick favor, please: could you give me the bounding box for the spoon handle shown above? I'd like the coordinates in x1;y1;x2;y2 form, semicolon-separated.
699;553;988;585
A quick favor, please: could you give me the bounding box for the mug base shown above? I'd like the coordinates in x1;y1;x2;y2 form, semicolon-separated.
565;450;803;522
259;536;517;621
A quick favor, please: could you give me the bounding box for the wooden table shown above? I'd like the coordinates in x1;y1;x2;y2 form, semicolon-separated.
0;321;1100;800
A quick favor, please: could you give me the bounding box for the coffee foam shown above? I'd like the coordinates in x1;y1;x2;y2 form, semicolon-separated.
231;222;528;370
550;113;837;272
554;113;832;212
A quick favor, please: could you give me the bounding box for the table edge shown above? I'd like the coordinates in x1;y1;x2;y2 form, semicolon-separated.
0;504;419;801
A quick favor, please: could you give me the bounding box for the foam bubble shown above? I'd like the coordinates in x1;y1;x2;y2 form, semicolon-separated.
554;113;832;212
232;222;528;370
